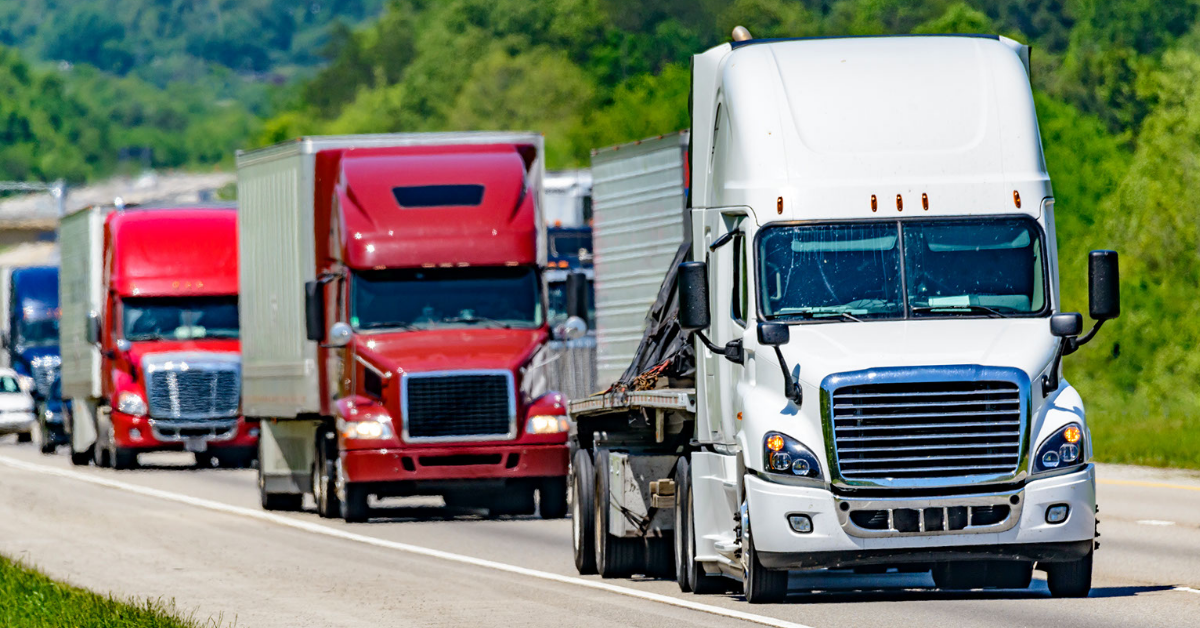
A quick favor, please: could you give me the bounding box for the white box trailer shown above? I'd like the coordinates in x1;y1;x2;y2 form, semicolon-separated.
589;133;689;388
58;206;105;455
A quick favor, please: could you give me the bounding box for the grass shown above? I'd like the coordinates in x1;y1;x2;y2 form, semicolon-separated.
0;555;229;628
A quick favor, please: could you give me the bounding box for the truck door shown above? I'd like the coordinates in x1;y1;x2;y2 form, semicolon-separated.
701;213;747;444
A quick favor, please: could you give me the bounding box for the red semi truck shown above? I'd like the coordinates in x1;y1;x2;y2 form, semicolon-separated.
236;133;570;522
59;205;257;468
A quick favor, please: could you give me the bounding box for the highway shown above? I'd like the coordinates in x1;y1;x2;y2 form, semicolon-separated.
1;439;1197;628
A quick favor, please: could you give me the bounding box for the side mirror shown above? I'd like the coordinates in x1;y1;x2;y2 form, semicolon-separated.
565;272;588;320
557;315;588;341
1088;250;1120;321
757;322;790;346
677;262;711;332
305;280;325;342
1049;313;1082;338
86;311;101;345
326;322;352;348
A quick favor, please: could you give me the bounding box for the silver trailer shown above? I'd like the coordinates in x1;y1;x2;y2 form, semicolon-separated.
58;206;106;462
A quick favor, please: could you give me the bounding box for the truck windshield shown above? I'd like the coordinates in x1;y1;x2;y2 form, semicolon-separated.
122;296;240;341
758;217;1047;321
351;267;542;331
16;318;59;348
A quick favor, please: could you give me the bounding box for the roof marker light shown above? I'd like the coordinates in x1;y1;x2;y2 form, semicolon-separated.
1013;190;1022;208
870;195;877;212
896;194;903;212
922;193;929;211
732;26;753;42
776;196;783;215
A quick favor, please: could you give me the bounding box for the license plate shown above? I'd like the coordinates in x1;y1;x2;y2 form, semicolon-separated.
184;439;208;453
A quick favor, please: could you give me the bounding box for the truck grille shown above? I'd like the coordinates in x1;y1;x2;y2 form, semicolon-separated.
402;371;515;442
31;356;61;398
831;380;1023;481
144;357;240;420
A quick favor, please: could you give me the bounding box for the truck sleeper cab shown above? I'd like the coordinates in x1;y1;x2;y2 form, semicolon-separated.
59;206;257;469
236;134;570;523
568;33;1119;603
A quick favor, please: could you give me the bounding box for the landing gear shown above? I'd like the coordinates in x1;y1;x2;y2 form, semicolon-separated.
1045;548;1093;598
258;462;303;511
674;457;725;594
70;445;93;466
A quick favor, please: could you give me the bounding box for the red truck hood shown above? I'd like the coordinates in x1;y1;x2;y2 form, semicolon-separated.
126;339;241;366
358;328;546;374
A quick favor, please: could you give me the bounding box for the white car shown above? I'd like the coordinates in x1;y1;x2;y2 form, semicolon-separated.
0;368;36;442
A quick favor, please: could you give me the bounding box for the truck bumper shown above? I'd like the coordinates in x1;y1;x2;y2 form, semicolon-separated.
747;464;1096;569
341;443;569;488
112;411;260;451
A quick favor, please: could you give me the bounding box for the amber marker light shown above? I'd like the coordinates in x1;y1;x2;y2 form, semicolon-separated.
737;411;743;421
776;196;783;215
922;193;929;211
870;194;877;212
766;434;785;452
1063;425;1082;444
896;194;903;212
1013;190;1022;208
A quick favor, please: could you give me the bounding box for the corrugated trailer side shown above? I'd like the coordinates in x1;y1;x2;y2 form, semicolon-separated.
589;132;689;388
58;207;104;403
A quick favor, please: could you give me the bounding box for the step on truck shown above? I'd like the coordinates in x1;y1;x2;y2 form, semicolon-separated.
568;33;1121;602
236;133;571;522
59;204;257;469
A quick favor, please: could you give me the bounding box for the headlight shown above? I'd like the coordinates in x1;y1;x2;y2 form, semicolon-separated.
762;431;821;479
116;391;147;416
18;375;34;392
338;418;394;440
1034;423;1085;473
525;414;569;434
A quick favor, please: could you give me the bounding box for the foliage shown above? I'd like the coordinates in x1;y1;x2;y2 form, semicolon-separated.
0;555;222;627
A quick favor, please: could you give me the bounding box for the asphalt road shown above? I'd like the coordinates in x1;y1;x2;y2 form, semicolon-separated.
1;439;1198;628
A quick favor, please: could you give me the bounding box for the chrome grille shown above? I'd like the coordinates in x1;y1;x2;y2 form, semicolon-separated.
31;356;61;398
831;380;1022;481
402;371;516;442
143;353;240;420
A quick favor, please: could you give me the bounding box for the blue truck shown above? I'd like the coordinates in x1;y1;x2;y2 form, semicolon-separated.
2;266;64;450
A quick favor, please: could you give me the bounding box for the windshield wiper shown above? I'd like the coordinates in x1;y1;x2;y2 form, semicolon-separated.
911;305;1015;318
811;311;864;323
359;321;418;331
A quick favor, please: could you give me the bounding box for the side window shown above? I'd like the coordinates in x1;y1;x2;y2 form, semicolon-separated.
731;232;747;327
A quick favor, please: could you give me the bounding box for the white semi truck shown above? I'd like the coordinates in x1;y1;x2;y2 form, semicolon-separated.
568;33;1120;602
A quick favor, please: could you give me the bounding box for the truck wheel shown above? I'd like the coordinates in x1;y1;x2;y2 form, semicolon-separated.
17;431;32;443
111;447;138;470
37;422;55;454
572;449;597;575
644;536;675;579
488;483;536;517
313;432;339;519
93;435;111;468
195;452;216;468
70;445;93;466
593;448;641;578
342;483;371;523
674;457;724;594
538;476;568;519
258;466;303;511
1046;548;1093;598
743;502;788;603
214;448;255;469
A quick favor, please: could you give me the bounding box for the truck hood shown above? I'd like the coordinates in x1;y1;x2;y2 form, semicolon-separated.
126;339;241;368
781;318;1059;387
357;328;547;374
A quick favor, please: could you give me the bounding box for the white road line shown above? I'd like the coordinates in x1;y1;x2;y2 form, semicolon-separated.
1175;587;1200;595
1136;520;1177;527
0;455;813;628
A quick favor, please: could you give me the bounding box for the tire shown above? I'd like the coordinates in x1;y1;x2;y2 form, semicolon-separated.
933;560;1033;590
195;452;216;468
93;430;111;468
572;449;597;575
538;476;569;519
70;445;92;466
214;448;255;469
37;421;55;454
258;466;303;511
593;448;642;578
674;457;724;594
743;500;788;603
313;431;339;519
1046;548;1093;598
17;431;32;443
342;483;371;523
111;446;138;470
645;535;676;579
488;482;536;517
